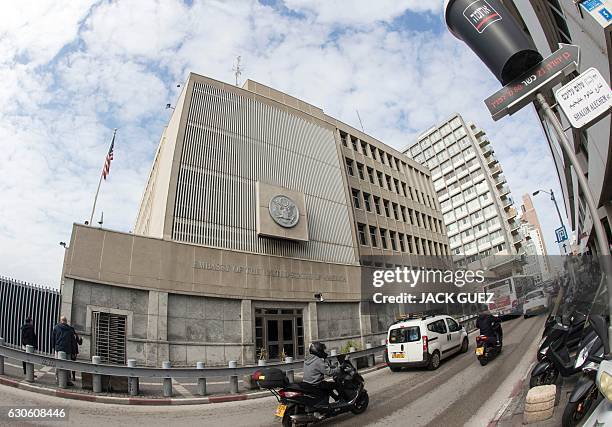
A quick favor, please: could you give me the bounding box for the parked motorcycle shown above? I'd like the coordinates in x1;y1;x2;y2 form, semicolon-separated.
255;355;369;427
537;311;587;362
475;319;503;366
562;314;608;427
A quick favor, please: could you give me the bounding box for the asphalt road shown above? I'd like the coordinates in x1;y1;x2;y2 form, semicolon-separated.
0;316;544;427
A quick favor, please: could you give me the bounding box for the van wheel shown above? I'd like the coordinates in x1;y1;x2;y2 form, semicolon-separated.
460;338;469;353
479;357;488;366
524;314;529;319
389;365;401;372
428;351;440;370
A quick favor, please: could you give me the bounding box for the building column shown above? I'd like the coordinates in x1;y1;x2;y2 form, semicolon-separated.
60;278;75;324
305;302;319;346
240;299;254;364
359;301;373;348
146;290;169;367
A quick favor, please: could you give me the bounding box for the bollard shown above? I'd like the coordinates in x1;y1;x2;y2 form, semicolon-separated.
330;349;337;356
127;359;139;396
57;352;68;389
196;362;207;396
25;345;35;382
92;356;102;393
257;359;267;367
162;361;172;397
284;357;294;383
228;360;238;394
0;338;5;375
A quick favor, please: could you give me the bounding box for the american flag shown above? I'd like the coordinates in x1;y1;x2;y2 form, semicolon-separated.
102;131;116;180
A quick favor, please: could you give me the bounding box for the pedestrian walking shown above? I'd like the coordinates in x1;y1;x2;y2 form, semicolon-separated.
70;327;83;381
20;316;37;376
52;315;74;386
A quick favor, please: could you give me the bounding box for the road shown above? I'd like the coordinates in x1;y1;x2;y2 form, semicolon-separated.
0;316;544;427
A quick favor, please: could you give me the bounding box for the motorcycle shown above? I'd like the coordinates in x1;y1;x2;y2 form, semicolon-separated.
475;319;503;366
255;354;369;427
562;314;606;427
530;326;598;388
537;311;587;362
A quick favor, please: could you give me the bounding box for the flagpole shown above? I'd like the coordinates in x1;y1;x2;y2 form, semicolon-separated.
89;129;117;226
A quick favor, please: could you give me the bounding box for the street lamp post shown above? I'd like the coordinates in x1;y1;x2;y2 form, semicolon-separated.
533;189;565;244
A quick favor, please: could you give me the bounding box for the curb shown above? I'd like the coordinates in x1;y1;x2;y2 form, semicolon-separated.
0;362;388;406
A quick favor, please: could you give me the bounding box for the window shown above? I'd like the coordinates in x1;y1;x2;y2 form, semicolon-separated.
377;171;384;187
389;231;397;251
399;234;406;252
392;203;399;220
346;159;354;176
401;182;407;197
427;320;447;334
400;206;407;222
352;189;361;209
380;228;388;249
407;235;414;253
384;200;391;217
367;167;375;184
369;226;378;247
394;179;400;195
363;192;372;212
389;326;420;343
385;175;392;191
92;311;127;365
340;132;348;146
351;137;358;151
357;162;365;180
357;223;367;245
360;141;368;156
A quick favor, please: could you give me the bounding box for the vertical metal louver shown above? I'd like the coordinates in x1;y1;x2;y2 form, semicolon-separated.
92;312;127;365
0;276;60;355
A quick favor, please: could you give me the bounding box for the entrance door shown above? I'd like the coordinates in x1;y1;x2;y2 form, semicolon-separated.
255;308;304;361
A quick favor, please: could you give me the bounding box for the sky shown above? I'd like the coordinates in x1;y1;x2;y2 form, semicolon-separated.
0;0;567;288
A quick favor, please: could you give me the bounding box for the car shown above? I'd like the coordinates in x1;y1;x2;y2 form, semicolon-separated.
385;314;469;372
523;289;549;318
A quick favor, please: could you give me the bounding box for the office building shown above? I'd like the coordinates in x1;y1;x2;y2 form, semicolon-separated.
60;73;448;366
404;114;524;278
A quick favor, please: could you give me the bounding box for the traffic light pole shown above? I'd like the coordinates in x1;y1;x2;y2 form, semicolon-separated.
535;93;612;343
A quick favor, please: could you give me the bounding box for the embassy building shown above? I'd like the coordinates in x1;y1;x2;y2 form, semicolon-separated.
60;73;449;366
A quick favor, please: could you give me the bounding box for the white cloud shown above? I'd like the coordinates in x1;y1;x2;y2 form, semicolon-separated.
0;0;565;287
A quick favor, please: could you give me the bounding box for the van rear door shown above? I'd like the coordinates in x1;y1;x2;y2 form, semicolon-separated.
388;325;423;362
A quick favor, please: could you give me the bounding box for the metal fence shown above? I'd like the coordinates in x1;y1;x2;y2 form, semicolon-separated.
0;276;60;355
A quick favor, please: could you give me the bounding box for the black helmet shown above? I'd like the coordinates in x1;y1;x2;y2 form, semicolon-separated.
309;342;327;358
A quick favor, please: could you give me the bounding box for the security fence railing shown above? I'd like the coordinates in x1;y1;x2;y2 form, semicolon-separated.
0;276;60;355
0;315;479;398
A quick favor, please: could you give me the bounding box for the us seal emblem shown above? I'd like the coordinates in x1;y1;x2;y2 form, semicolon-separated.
269;195;299;228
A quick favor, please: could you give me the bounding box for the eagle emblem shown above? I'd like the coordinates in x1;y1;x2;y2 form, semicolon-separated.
269;195;299;228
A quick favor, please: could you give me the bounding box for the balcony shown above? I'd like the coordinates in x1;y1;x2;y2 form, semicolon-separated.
490;164;502;176
501;196;513;209
493;174;507;187
481;145;493;156
509;219;521;233
513;233;523;245
487;155;499;167
507;207;518;219
498;185;511;197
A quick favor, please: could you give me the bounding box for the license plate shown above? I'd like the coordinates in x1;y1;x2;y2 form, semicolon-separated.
475;347;484;356
392;352;405;359
275;404;287;418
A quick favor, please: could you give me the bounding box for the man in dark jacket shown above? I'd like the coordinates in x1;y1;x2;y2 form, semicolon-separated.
476;312;503;344
52;316;74;386
70;327;83;381
20;317;37;375
303;342;340;401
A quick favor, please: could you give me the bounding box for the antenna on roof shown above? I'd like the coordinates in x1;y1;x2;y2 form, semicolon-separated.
356;110;365;132
232;56;243;86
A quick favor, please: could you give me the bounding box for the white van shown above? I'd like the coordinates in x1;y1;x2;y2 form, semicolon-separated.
385;315;469;371
523;289;549;318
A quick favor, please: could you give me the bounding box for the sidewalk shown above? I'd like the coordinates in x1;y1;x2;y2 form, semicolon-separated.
0;356;387;405
495;371;578;426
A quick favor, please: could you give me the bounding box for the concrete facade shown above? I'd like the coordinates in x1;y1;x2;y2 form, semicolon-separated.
62;73;448;366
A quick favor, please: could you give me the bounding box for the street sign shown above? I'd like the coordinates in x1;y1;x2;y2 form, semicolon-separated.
485;44;580;121
555;67;612;129
555;225;568;243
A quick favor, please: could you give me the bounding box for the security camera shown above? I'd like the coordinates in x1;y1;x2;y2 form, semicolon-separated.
314;293;324;302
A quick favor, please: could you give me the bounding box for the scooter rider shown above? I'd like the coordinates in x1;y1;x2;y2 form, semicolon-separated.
476;311;503;345
303;342;340;400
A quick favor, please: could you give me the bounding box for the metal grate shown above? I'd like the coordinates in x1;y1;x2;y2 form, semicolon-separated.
92;312;127;365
